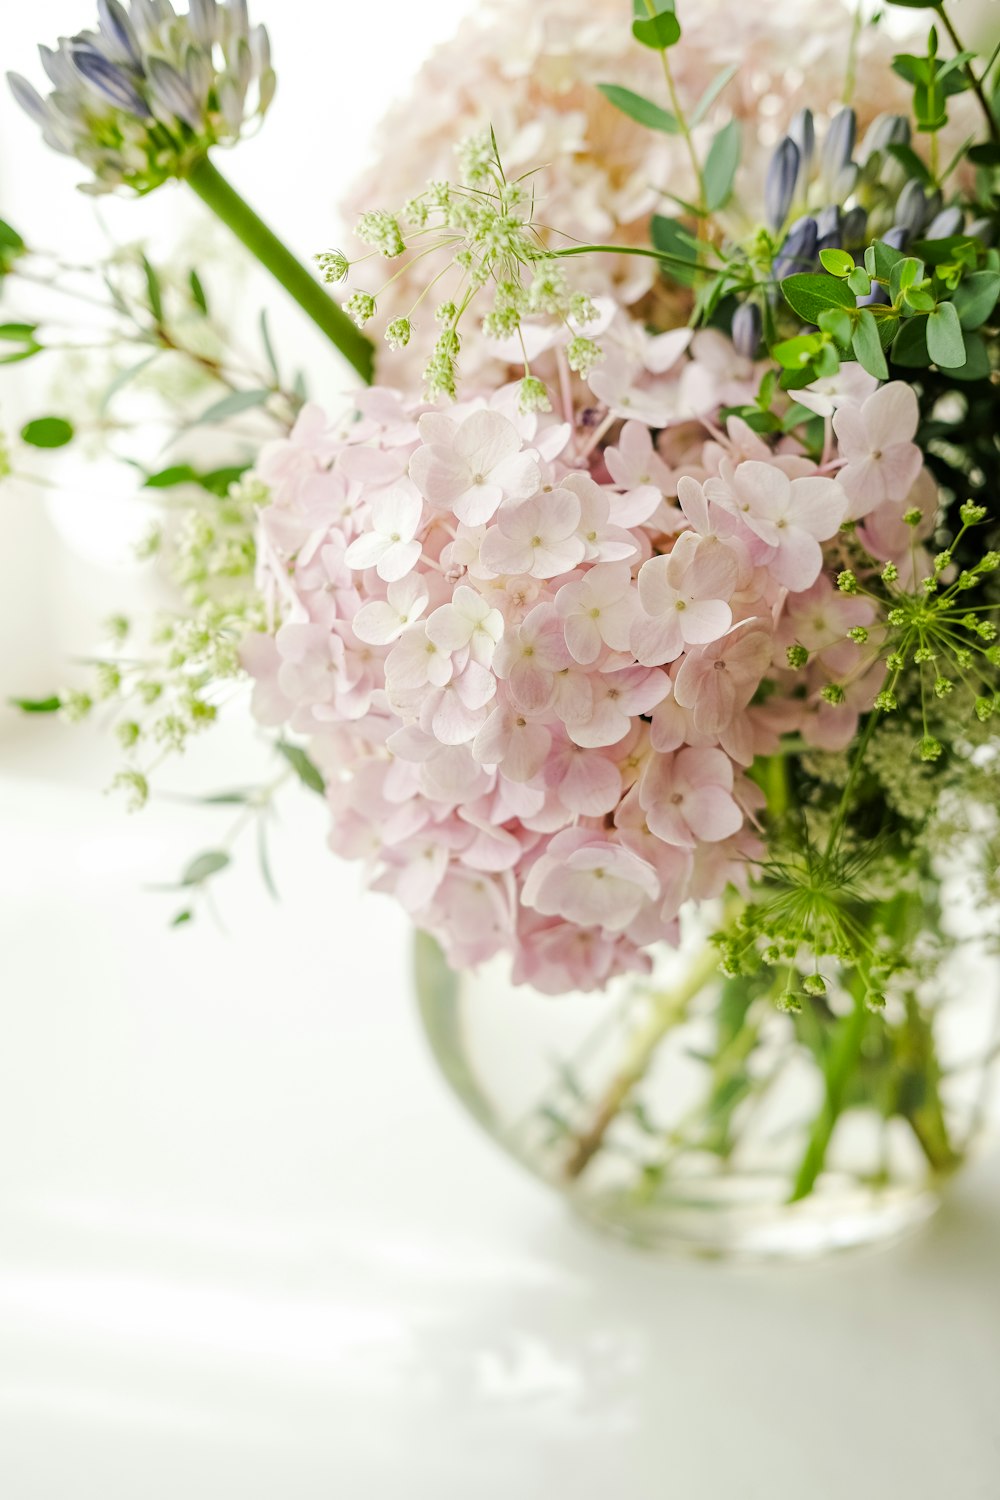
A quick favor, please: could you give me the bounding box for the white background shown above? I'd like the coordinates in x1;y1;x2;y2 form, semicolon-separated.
1;4;999;1497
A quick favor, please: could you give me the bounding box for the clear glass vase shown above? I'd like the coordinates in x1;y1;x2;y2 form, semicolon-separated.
414;905;1000;1261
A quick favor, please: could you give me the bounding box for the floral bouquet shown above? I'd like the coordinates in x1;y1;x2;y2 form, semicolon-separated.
6;0;1000;1257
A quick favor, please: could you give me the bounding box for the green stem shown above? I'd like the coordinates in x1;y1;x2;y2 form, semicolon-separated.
641;0;706;218
548;242;717;272
935;4;1000;146
789;980;869;1203
562;902;741;1181
185;154;374;383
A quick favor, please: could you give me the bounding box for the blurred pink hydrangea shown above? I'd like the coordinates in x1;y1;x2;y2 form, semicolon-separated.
341;0;920;382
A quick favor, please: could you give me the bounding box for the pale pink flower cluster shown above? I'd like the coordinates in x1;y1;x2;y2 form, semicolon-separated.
244;343;933;993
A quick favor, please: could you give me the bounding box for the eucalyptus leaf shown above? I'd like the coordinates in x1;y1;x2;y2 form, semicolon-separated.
819;248;854;278
277;740;326;795
141;254;163;323
925;299;967;368
597;83;679;133
194;388;272;425
950;332;990;382
703;120;742;212
259;308;281;382
181;850;231;886
100;353;161;415
631;0;681;51
189;269;209;315
650;215;700;286
951;271;1000;330
891;317;929;367
852;309;889;379
781;272;856;324
689;64;738;126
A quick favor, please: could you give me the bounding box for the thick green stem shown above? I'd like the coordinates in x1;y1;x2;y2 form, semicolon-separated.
185;154;374;383
789;982;869;1203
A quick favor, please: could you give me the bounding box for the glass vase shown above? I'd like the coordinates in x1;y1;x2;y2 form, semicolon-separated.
414;899;1000;1261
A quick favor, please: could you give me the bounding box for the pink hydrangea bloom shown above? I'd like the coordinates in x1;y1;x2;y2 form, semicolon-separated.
244;342;919;993
831;383;923;518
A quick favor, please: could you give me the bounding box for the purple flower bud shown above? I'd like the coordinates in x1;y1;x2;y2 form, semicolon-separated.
765;137;800;230
815;205;842;254
860;112;910;163
924;206;964;240
731;302;762;360
97;0;142;69
189;0;220;47
70;46;147;115
146;55;202;129
7;71;51;124
773;215;818;280
967;217;995;247
789;109;814;176
842;206;868;246
821;107;856;195
894;180;928;237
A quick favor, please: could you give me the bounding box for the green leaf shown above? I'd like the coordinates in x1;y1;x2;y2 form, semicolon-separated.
925;299;966;368
0;219;25;253
20;416;74;449
0;322;38;342
819;248;854;278
257;816;279;901
144;464;201;489
885;143;934;186
911;234;978;267
631;0;681;50
950;332;990;382
259;308;281;383
189;269;209;315
851;309;889;379
181;850;231;886
886;1;948;8
703;120;742;212
865;240;907;280
890;317;929;367
650;215;699;286
780;272;856;324
171;909;194;927
817;307;853;347
100;353;161;415
194;388;272;425
0;321;42;365
951;271;1000;330
199;464;250;496
8;694;61;714
772;333;823;371
968;142;1000;168
847;266;872;298
276;740;325;795
596;83;679;133
689;63;738;126
141;254;163;323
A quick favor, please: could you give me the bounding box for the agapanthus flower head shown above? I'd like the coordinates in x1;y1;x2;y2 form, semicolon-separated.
7;0;275;194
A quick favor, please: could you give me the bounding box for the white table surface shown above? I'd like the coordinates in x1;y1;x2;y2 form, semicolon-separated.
1;720;998;1500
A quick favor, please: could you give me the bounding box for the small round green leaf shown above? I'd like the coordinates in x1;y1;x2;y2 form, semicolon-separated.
20;416;74;449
